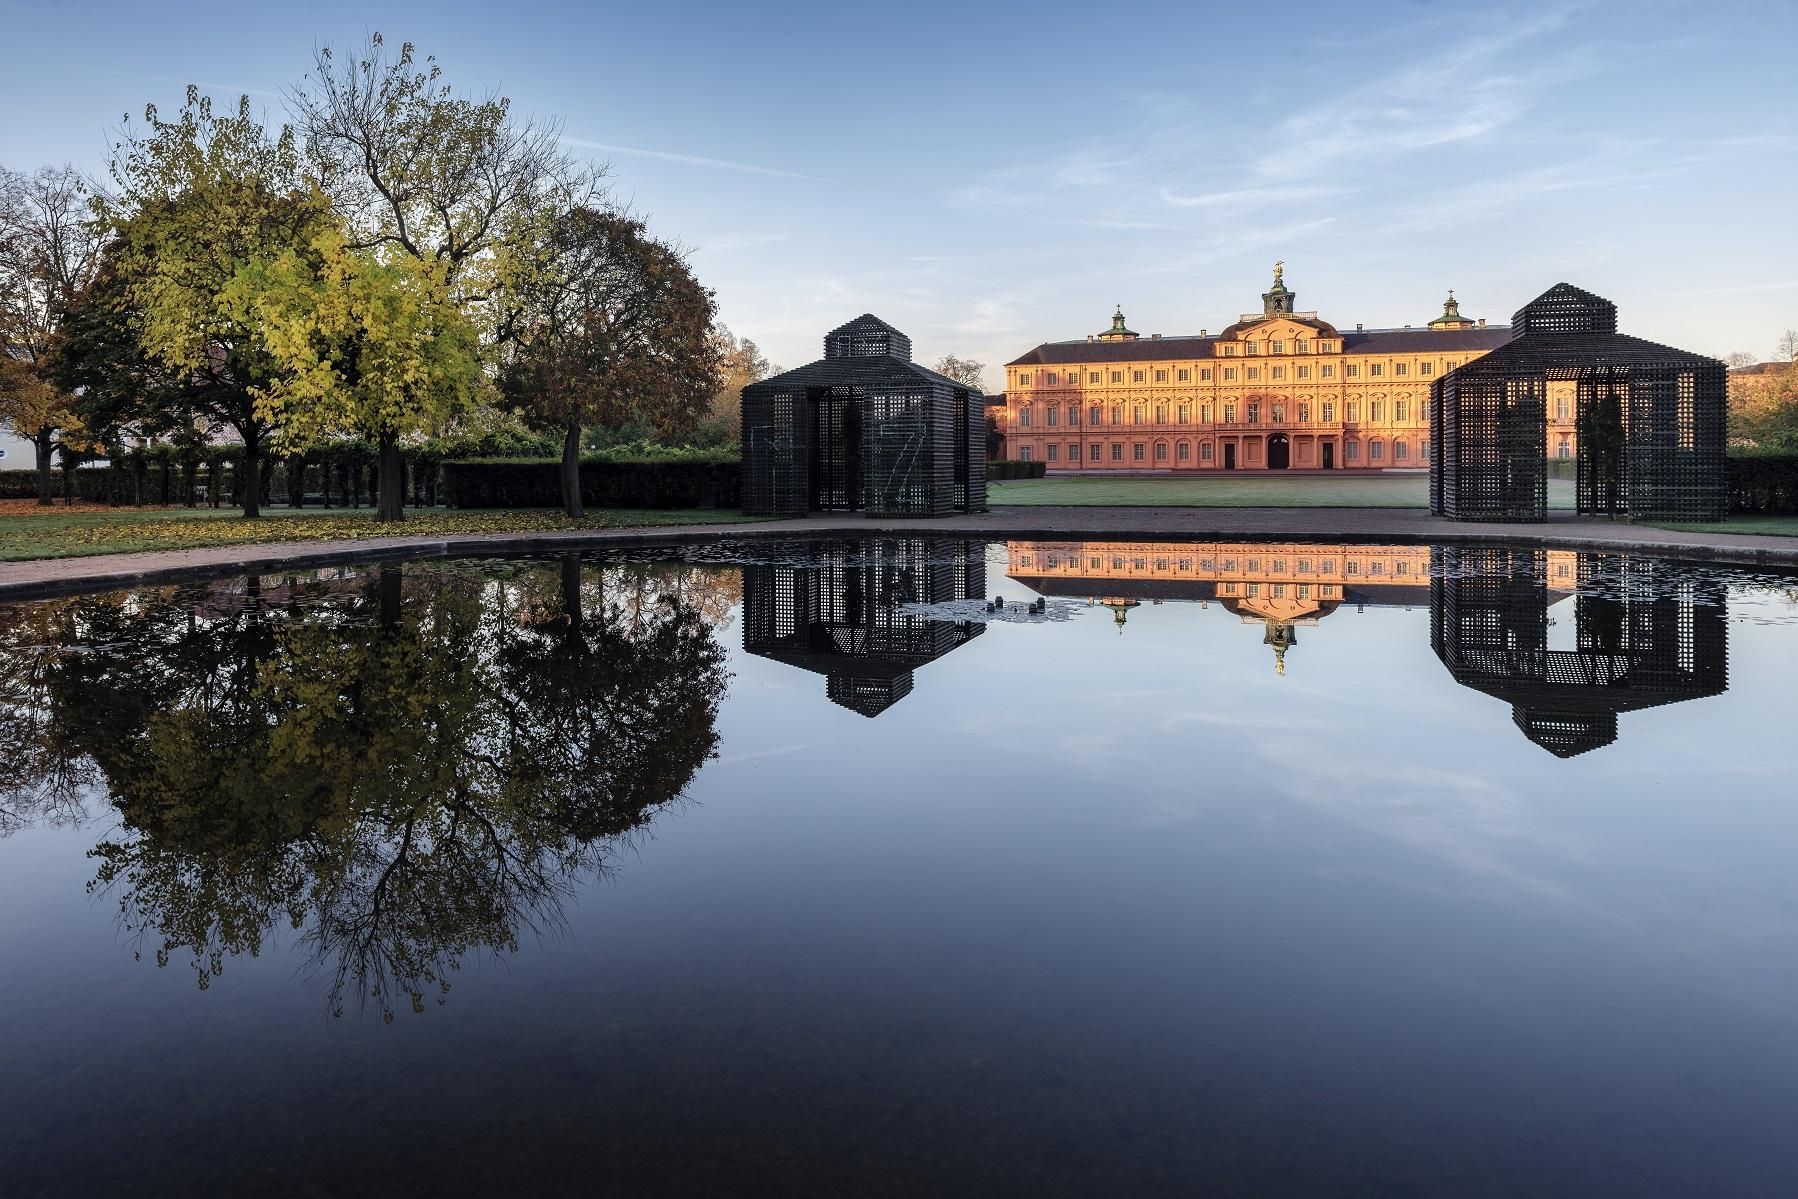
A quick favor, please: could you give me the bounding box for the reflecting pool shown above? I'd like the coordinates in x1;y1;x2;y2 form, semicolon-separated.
3;539;1798;1197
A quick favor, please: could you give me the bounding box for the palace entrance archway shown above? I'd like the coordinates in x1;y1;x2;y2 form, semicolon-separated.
1268;434;1290;470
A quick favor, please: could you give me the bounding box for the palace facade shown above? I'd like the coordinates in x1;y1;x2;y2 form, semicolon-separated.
999;267;1585;471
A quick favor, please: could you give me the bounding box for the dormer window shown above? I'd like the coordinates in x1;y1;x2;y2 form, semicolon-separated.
1272;340;1285;355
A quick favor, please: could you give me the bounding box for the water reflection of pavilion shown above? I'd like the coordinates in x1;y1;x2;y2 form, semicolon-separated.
742;539;987;717
1430;546;1728;757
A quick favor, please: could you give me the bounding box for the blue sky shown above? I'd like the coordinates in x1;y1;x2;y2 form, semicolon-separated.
4;0;1794;389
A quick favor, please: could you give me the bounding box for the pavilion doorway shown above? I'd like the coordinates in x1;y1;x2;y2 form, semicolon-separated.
1268;434;1290;470
1322;442;1334;469
1223;443;1237;470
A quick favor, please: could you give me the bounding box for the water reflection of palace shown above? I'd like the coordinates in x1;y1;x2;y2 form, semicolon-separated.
742;539;987;716
1006;539;1729;754
1008;540;1445;673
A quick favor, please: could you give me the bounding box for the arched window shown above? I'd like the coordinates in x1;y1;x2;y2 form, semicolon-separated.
1154;440;1169;461
1393;440;1408;461
1018;406;1032;428
1200;440;1214;462
1176;440;1191;461
1368;439;1384;461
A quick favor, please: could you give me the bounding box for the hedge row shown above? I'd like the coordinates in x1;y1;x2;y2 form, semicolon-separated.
987;459;1048;480
1727;455;1798;514
440;457;741;509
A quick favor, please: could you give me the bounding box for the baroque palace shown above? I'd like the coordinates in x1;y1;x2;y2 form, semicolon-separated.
999;265;1584;471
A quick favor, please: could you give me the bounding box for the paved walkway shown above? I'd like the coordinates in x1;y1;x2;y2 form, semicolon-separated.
3;507;1795;599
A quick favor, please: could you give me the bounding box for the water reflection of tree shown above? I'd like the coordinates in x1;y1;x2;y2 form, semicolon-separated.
2;559;730;1019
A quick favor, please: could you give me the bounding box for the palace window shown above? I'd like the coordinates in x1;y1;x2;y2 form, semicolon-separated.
1177;441;1190;460
1556;397;1570;420
1155;442;1168;461
1369;440;1384;461
1112;442;1124;460
1370;401;1383;421
1297;365;1310;380
1394;400;1408;421
1177;404;1190;423
1558;434;1572;458
1446;361;1459;371
1247;342;1260;355
1322;401;1335;421
1246;367;1260;381
1046;371;1058;384
1272;584;1285;598
1272;340;1285;354
1247;583;1260;597
1222;344;1236;356
1272;366;1285;380
1046;444;1058;461
1223;367;1237;381
1111;405;1122;424
1298;340;1310;353
1393;362;1407;377
1200;441;1213;461
1090;443;1102;461
1200;368;1212;380
1017;372;1031;387
1369;363;1384;377
1133;370;1145;383
1090;371;1101;383
1019;407;1032;427
1321;365;1334;379
1420;361;1433;376
1047;406;1059;427
1297;584;1310;598
1247;403;1260;423
1202;404;1213;422
1298;403;1310;422
1421;439;1430;460
1346;402;1360;422
1346;364;1360;378
1068;404;1079;425
1155;369;1167;382
1155;404;1167;423
1133;443;1145;461
1297;559;1311;572
1369;561;1383;576
1224;404;1237;423
1019;445;1032;461
1177;369;1190;382
1110;371;1123;383
1395;560;1408;575
1346;440;1359;461
1132;405;1144;425
1394;441;1407;460
1271;404;1285;423
1346;558;1359;574
1089;405;1102;425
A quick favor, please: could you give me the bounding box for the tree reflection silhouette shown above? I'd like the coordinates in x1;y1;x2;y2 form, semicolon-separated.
3;559;730;1019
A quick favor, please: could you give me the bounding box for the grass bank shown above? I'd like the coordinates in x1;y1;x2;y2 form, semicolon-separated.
988;473;1579;509
1647;516;1798;538
0;505;765;562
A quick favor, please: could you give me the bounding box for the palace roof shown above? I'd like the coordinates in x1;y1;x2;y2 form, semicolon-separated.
1007;324;1512;367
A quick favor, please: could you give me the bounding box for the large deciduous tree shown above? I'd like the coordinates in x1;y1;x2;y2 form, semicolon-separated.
932;353;988;392
706;323;778;441
0;164;104;504
287;32;604;519
499;207;718;517
101;89;336;518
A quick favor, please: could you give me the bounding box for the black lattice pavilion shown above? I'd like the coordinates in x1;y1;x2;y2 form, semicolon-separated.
1430;283;1727;522
741;316;988;517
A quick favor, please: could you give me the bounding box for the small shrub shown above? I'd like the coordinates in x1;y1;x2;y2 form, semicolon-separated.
986;459;1047;481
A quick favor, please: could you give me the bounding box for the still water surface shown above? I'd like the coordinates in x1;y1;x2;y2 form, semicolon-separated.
3;537;1798;1197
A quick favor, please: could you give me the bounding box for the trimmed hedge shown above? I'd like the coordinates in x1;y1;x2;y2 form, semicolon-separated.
987;459;1048;480
440;456;741;509
1728;454;1798;514
1;467;116;501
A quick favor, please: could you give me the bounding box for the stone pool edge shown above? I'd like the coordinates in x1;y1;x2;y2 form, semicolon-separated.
3;506;1796;600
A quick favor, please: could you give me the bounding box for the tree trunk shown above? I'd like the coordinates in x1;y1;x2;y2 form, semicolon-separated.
378;565;403;631
375;434;406;522
560;553;584;644
241;448;262;519
561;423;584;519
34;430;54;506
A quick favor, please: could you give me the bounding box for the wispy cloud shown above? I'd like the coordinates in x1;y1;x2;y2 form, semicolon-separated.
560;136;826;181
79;66;282;102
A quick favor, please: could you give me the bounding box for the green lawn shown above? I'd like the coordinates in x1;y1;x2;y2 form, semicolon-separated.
1647;516;1798;538
0;505;765;562
990;473;1579;509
